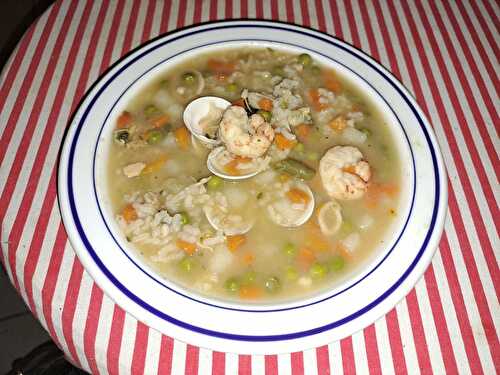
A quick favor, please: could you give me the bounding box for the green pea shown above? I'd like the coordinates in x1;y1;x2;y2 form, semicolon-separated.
226;83;238;93
242;271;257;285
286;266;298;281
207;175;223;191
282;242;297;257
146;129;164;144
225;277;240;293
329;256;345;271
182;72;196;84
359;128;372;137
311;65;321;75
179;212;190;225
280;101;288;109
298;53;312;67
309;262;329;279
257;110;272;122
144;104;159;118
339;220;354;237
265;276;281;293
179;257;195;272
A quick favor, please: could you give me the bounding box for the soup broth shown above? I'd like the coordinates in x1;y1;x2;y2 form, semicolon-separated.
108;48;400;302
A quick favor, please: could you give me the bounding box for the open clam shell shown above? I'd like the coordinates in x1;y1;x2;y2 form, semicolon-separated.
207;147;262;180
203;205;254;235
183;96;230;146
266;183;315;227
317;200;342;235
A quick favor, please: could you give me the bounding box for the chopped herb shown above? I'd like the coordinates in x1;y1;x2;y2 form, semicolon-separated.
114;129;130;145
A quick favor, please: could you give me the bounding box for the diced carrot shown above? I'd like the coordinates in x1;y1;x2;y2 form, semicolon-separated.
286;188;311;204
224;156;251;176
242;253;255;265
274;133;297;150
294;124;311;140
307;235;330;252
297;247;316;268
224;159;241;176
329;116;347;131
232;98;245;107
117;111;132;129
304;220;330;252
142;155;168;174
308;89;320;110
174;126;190;150
176;239;197;255
365;183;399;208
258;98;273;111
239;285;263;299
227;234;247;252
207;59;236;74
150;114;169;128
122;204;137;222
308;89;328;111
323;71;342;93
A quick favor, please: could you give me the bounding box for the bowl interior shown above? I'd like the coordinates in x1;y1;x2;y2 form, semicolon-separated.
93;41;415;309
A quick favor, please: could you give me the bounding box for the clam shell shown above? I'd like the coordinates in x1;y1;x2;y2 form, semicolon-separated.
207;147;261;180
183;96;230;146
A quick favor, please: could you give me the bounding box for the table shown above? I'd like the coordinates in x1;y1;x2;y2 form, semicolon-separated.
1;0;498;373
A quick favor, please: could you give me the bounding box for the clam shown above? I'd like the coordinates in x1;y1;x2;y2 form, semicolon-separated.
317;200;342;235
206;147;262;180
203;204;254;235
266;183;315;227
183;96;230;146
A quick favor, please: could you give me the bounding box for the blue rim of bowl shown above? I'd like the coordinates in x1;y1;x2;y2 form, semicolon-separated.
65;21;441;341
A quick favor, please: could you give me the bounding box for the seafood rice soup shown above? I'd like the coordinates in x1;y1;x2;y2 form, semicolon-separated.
108;48;401;303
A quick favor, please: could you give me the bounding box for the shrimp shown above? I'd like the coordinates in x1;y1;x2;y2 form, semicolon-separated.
319;146;371;200
219;105;274;158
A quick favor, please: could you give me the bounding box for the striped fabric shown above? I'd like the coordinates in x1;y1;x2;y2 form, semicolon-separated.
0;0;498;373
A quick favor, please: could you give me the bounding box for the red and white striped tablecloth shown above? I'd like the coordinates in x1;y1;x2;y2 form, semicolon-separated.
1;1;498;373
